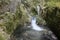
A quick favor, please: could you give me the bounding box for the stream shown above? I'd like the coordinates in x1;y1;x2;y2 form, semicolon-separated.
11;15;58;40
10;0;58;40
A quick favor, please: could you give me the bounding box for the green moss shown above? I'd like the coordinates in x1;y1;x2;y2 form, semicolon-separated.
0;33;6;40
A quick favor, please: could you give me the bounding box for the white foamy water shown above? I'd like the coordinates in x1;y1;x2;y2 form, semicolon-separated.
31;17;44;31
31;5;44;31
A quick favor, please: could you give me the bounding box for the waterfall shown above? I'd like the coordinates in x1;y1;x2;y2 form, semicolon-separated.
31;17;44;31
30;5;44;31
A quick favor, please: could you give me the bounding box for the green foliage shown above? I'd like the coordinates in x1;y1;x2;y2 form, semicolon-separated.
0;0;10;7
42;0;60;39
0;4;30;34
0;12;17;34
36;16;46;25
44;6;60;39
22;0;41;7
45;0;60;8
0;33;6;40
0;35;5;40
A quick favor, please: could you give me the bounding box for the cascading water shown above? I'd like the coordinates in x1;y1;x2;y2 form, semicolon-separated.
31;5;44;31
31;16;44;31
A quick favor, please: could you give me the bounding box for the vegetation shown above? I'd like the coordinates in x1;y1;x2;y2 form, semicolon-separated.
45;0;60;8
0;0;10;7
0;33;5;40
0;0;60;40
43;0;60;39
